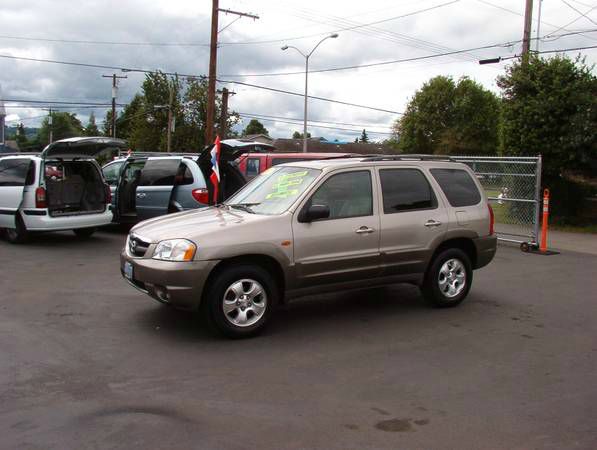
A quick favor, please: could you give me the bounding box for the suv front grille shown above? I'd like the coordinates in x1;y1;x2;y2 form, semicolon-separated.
129;234;151;257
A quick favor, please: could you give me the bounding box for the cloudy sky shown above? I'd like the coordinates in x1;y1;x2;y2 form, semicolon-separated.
1;0;596;142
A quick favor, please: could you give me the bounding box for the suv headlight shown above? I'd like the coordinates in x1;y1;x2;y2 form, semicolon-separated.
152;239;196;261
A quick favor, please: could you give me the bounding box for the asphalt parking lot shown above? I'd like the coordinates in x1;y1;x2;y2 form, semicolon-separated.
1;228;596;450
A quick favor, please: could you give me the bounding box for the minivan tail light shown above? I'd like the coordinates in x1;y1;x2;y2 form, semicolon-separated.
192;188;210;205
35;187;47;209
488;203;495;235
104;183;111;204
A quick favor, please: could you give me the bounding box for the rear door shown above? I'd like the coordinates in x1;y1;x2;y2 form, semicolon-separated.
102;160;125;211
377;167;448;276
136;158;182;220
0;158;33;228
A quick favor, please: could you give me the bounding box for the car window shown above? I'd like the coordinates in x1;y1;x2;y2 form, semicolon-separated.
246;158;261;178
176;163;194;186
102;161;124;186
379;169;437;213
430;168;482;207
0;158;31;187
139;159;181;186
310;171;372;220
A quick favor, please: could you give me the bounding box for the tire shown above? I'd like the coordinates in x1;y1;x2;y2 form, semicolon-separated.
421;248;472;308
73;227;96;238
202;264;277;339
5;214;29;244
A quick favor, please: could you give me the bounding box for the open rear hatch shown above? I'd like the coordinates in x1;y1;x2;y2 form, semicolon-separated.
198;139;248;203
41;137;126;217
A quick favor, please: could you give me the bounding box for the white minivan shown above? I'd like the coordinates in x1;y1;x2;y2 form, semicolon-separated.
0;137;125;243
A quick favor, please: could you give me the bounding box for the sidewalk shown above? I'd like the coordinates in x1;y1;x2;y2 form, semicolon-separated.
496;223;597;255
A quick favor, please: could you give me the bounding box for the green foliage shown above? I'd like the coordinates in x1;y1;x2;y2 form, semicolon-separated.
497;55;596;217
15;123;28;148
242;119;269;136
292;131;311;138
395;76;500;155
84;112;99;136
38;112;83;145
360;129;369;143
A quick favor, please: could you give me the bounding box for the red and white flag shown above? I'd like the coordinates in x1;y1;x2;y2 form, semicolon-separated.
209;136;221;204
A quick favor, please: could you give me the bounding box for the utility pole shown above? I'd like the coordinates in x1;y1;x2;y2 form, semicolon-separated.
535;0;543;52
102;73;127;138
522;0;534;62
167;84;174;152
48;108;53;144
205;1;259;145
218;87;235;139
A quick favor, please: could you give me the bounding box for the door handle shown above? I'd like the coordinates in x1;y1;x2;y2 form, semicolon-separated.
136;193;146;199
355;226;375;234
424;220;442;227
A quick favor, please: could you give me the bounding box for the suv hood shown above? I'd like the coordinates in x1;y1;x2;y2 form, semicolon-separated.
131;206;267;243
41;137;127;160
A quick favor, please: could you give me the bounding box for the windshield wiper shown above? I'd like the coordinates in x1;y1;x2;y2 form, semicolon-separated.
227;202;260;214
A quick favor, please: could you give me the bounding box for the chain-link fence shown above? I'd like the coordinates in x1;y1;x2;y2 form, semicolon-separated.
453;156;542;246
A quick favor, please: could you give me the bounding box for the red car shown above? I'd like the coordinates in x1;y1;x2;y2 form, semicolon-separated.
237;152;357;179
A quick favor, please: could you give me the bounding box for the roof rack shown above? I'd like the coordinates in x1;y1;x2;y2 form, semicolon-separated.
0;152;41;157
119;151;200;158
360;154;454;162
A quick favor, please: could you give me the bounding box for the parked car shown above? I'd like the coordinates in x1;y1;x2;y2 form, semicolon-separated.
237;152;357;180
120;154;497;338
102;140;249;224
0;137;120;243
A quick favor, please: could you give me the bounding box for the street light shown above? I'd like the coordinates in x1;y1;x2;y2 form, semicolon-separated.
282;33;339;152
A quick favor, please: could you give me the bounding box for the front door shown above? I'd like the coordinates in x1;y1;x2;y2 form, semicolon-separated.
136;158;181;221
0;158;32;228
292;169;381;288
377;168;448;276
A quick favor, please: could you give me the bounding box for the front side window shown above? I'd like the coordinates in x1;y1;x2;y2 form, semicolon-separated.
225;166;321;215
309;170;373;220
380;169;437;213
139;159;181;186
430;168;481;207
0;159;31;187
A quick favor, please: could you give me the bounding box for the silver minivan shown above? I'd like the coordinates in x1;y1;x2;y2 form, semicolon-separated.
103;140;249;224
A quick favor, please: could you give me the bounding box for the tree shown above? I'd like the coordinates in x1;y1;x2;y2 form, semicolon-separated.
15;123;28;148
395;76;500;155
360;129;369;143
242;119;269;136
497;54;596;217
292;131;311;139
84;112;99;136
38;112;84;144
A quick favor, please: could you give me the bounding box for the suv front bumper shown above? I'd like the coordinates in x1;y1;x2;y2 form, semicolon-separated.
120;250;219;310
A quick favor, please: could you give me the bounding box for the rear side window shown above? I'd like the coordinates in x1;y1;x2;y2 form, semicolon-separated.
430;168;482;207
176;163;194;185
246;158;261;178
379;169;437;213
0;159;31;186
139;159;181;186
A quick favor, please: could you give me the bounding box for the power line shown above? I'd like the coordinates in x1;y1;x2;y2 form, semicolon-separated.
560;0;597;27
1;98;124;106
0;34;210;47
237;111;392;130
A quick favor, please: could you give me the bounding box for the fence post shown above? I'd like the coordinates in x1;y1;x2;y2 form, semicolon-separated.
533;154;542;246
540;188;550;253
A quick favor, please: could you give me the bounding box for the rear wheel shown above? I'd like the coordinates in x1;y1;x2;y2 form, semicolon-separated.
202;264;277;338
73;227;96;238
5;215;29;244
422;248;472;308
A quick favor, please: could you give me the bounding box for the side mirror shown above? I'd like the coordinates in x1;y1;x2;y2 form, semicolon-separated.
299;204;330;223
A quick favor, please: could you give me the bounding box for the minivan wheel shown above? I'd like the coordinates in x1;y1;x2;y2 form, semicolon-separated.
73;227;96;238
202;265;277;338
422;248;472;308
5;215;29;244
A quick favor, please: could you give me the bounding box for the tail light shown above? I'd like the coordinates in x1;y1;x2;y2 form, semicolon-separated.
488;203;495;235
35;187;47;209
104;184;112;204
192;188;210;205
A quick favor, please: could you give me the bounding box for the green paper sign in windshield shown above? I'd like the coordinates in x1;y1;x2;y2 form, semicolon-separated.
266;171;309;200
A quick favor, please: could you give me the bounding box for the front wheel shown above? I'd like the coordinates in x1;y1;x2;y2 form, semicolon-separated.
421;248;472;308
202;265;277;338
73;227;96;238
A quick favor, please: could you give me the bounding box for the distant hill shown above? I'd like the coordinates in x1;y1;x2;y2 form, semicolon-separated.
4;125;39;140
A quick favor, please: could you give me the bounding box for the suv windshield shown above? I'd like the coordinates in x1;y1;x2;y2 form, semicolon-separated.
225;166;320;215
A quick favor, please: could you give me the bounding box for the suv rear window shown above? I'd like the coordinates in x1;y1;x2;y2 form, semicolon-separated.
430;168;482;207
139;159;181;186
0;159;31;186
379;169;437;213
